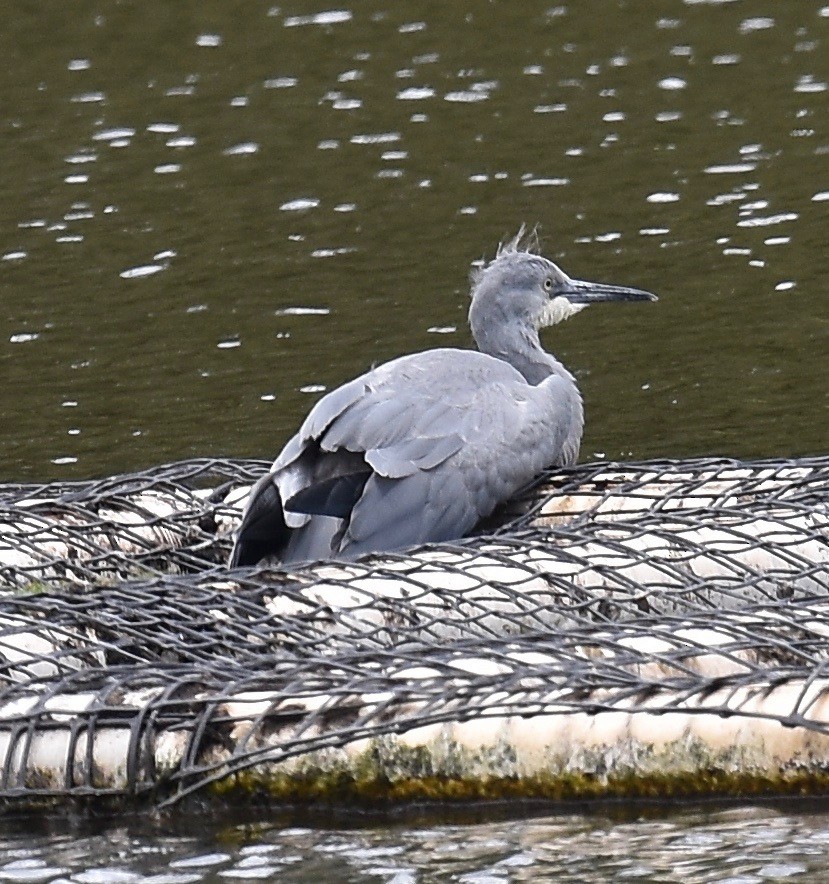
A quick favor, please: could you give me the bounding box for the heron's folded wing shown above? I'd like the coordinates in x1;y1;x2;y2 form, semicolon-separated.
365;433;464;478
342;469;475;555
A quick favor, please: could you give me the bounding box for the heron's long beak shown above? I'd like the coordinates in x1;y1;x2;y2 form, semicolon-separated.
559;279;658;304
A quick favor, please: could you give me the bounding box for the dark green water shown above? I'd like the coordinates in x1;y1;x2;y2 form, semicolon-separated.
1;0;826;483
1;0;828;877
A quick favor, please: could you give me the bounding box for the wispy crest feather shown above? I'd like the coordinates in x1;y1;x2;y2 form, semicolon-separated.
496;224;540;258
469;224;541;290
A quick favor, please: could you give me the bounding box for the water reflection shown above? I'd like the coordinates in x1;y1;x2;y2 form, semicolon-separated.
1;805;829;881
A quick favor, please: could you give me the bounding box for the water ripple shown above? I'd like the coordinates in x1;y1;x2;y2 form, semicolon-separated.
93;127;136;142
534;103;567;113
351;132;400;144
705;163;757;173
283;10;352;27
120;264;166;279
70;92;105;103
264;77;297;89
275;307;330;316
279;197;319;211
795;75;827;93
397;87;434;100
147;122;179;134
223;142;259;155
739;16;775;33
522;177;569;187
444;91;489;103
736;212;798;228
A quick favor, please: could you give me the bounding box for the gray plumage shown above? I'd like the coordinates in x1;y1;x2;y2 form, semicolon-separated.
230;231;657;567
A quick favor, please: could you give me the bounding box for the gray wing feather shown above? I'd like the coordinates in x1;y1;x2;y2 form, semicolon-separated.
281;514;341;563
365;433;464;478
273;376;367;471
232;348;582;565
342;469;475;555
322;394;417;451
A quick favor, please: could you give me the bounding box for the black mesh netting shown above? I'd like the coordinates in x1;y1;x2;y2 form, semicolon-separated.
0;456;827;809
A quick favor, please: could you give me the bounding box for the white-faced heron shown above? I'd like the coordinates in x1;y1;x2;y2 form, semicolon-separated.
230;231;657;567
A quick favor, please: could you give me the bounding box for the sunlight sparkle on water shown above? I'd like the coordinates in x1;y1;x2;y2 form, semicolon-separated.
736;213;798;228
398;87;435;100
280;198;319;211
120;265;165;279
223;142;259;155
93;127;135;141
705;163;757;173
444;91;489;102
284;10;352;27
264;77;298;88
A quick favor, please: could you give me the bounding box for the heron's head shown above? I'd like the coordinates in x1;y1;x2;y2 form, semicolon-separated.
469;229;657;341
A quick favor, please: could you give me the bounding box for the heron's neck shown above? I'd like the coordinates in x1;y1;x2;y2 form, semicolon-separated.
473;322;569;386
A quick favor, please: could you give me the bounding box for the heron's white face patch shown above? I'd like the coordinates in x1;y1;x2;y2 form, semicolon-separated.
540;296;587;327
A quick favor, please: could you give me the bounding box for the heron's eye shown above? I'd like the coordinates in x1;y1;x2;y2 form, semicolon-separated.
543;278;553;291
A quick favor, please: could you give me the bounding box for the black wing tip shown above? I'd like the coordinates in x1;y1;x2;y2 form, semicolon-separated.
229;476;291;569
229;539;274;569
